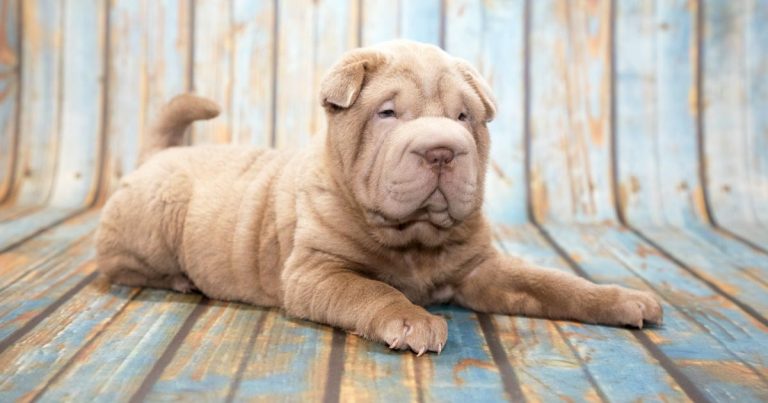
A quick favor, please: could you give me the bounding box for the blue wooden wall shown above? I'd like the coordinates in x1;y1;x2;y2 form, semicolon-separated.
0;0;767;401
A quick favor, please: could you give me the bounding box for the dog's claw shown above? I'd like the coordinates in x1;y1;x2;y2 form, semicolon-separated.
388;338;400;349
417;346;426;357
437;343;443;354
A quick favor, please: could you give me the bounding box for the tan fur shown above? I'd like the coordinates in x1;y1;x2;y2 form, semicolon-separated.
96;40;662;355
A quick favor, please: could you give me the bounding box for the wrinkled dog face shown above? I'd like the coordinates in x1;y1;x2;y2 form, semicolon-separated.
321;41;496;248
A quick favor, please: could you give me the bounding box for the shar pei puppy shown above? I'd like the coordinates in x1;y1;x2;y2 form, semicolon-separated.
96;40;662;355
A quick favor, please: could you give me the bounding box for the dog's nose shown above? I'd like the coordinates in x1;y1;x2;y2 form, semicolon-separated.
424;147;454;166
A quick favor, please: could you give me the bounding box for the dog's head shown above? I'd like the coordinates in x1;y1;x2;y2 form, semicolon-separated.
321;40;496;248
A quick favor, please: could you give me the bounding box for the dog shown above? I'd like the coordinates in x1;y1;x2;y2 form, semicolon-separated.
96;40;662;355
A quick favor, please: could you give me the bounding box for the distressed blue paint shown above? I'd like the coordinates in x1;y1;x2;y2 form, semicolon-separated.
38;290;202;401
0;1;767;400
147;303;267;400
361;0;399;45
49;0;104;207
230;314;332;400
542;224;768;400
0;247;95;341
192;0;233;145
614;0;768;320
445;0;528;225
703;0;768;249
274;0;316;148
0;0;19;201
528;0;616;223
312;0;357;142
0;211;99;289
746;0;768;228
401;0;442;45
423;306;508;401
0;207;87;250
0;283;136;401
495;224;688;401
231;0;274;147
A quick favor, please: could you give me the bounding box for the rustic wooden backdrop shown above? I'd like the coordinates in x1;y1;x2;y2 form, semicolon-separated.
0;0;767;401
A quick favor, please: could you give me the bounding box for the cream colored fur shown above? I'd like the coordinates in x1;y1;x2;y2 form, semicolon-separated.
96;40;662;355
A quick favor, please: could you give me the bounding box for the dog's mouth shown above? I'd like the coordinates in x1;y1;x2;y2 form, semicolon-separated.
380;207;455;231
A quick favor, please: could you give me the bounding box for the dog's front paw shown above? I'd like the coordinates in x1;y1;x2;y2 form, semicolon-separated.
374;309;448;356
601;286;663;328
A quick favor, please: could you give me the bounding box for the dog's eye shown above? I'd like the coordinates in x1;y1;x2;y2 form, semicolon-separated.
458;112;468;122
377;109;396;119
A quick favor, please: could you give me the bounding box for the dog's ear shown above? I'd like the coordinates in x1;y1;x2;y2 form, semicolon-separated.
320;49;389;110
454;59;496;122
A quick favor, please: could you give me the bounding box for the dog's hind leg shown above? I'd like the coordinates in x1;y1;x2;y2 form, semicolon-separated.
98;253;198;294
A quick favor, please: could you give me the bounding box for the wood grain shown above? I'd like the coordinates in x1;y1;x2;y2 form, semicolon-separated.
0;0;19;202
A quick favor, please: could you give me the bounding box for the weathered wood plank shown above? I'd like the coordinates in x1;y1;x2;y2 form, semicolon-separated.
361;0;399;46
48;0;105;208
542;223;768;400
0;248;95;342
143;302;267;400
0;0;19;202
0;278;137;402
746;0;768;229
0;210;98;288
0;207;88;251
703;0;768;249
312;0;358;141
418;306;512;401
273;0;315;148
401;0;442;46
103;0;192;195
191;0;232;145
36;290;202;401
445;0;527;224
1;0;103;248
230;0;274;147
614;0;768;318
496;223;689;401
12;0;61;207
226;312;334;401
528;0;615;224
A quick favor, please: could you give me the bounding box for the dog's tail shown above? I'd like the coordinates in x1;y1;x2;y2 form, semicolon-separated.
138;94;220;165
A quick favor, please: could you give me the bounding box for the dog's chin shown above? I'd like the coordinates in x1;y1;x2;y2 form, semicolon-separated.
368;217;454;248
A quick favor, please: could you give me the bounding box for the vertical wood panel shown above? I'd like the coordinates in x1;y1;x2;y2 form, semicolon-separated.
401;0;442;46
529;0;615;224
14;0;62;206
312;0;358;141
361;0;399;46
49;0;106;207
104;0;191;195
230;0;274;146
274;0;315;148
445;0;528;225
191;0;232;144
703;0;768;248
0;0;19;202
615;0;702;226
614;0;768;326
746;0;768;227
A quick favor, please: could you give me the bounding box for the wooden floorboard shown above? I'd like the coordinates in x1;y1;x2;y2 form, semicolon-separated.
495;224;689;401
541;223;768;400
0;211;767;401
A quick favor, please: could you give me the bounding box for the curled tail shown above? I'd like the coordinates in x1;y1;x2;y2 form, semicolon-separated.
138;94;220;165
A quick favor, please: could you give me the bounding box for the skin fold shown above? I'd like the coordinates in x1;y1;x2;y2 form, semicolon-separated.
96;40;663;355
